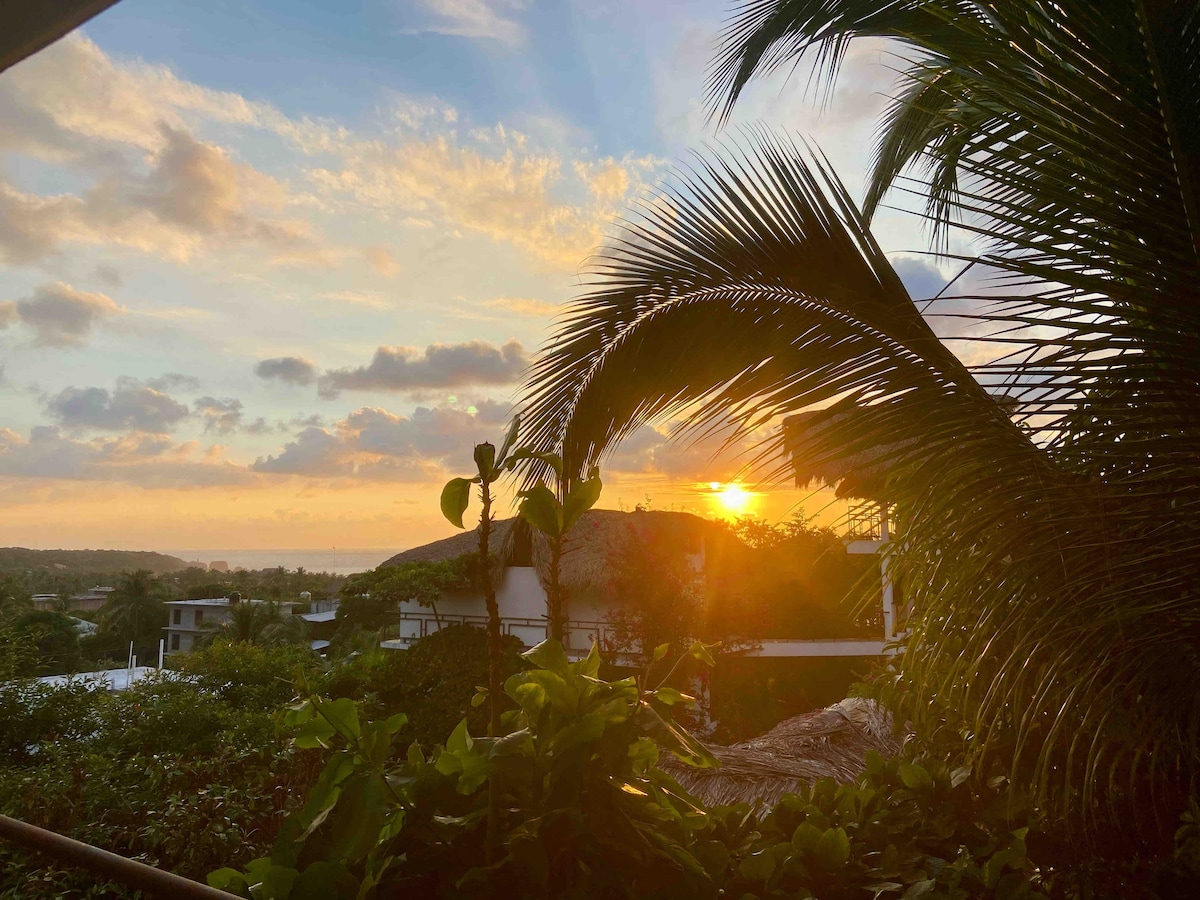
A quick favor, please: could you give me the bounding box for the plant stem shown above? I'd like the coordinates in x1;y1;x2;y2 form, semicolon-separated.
479;476;502;865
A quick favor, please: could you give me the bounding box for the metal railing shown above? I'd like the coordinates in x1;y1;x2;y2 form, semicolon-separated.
0;814;235;897
385;610;617;651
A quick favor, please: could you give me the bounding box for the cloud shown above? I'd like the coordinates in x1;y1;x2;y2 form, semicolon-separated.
573;159;630;202
321;290;392;310
252;400;509;480
0;426;252;487
45;380;190;433
255;356;317;386
0;36;339;268
363;246;401;276
194;396;244;434
307;131;656;271
145;372;201;393
1;282;123;347
411;0;531;46
318;339;527;397
892;255;948;302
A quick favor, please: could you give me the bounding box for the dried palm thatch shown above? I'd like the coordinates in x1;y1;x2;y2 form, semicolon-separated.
783;406;924;502
665;697;902;808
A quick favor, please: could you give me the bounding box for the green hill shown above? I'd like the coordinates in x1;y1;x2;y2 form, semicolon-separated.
0;547;189;577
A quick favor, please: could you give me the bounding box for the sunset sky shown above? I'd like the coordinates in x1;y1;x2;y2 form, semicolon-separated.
0;0;952;553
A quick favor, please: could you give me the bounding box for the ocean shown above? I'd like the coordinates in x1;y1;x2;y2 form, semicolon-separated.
167;549;402;576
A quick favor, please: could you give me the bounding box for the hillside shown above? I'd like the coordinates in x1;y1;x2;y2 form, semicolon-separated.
0;547;189;576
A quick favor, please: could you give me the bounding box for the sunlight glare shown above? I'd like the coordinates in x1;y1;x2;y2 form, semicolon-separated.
710;482;754;514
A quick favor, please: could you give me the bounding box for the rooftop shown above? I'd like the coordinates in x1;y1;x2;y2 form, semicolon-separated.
165;597;296;607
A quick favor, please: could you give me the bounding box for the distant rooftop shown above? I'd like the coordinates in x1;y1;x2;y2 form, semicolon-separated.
165;597;296;607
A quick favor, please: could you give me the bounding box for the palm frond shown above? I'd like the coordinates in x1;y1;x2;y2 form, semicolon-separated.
519;124;1200;833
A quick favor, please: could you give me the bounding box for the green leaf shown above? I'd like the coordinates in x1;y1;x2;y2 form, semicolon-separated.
652;643;670;663
651;686;695;707
689;641;719;667
639;702;719;768
573;642;602;678
208;868;250;892
384;713;408;734
523;637;570;674
440;478;473;528
321;698;361;741
814;827;850;870
495;416;521;469
294;715;336;749
738;849;777;885
792;822;822;853
562;466;602;530
505;448;563;478
446;718;473;754
518;484;562;538
902;880;936;899
899;763;935;793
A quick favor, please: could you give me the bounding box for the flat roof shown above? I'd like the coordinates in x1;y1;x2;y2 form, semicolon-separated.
299;609;337;623
166;598;296;607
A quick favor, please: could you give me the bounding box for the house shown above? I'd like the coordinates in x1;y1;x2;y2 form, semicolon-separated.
298;591;340;652
30;586;113;613
163;595;297;653
377;508;715;657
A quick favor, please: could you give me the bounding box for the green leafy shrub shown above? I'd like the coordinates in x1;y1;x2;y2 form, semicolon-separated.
211;639;723;898
0;644;325;898
324;624;526;747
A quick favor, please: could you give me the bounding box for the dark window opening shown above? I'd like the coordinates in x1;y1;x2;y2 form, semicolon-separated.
170;634;180;651
172;609;181;625
194;609;204;625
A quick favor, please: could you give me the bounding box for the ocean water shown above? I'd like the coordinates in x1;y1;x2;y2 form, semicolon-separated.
167;549;402;576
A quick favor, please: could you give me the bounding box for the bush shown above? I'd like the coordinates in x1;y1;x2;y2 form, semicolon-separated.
325;624;525;747
0;645;325;898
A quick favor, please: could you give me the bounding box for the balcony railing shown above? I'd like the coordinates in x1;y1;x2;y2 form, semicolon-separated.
0;814;233;898
382;610;619;653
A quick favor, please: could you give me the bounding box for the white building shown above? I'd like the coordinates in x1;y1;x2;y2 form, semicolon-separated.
378;509;711;657
378;506;896;661
163;596;297;653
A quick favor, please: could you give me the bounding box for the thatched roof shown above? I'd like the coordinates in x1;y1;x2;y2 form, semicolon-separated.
783;408;920;501
381;508;731;601
665;698;902;807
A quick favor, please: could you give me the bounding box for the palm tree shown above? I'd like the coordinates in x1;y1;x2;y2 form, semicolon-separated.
102;569;167;647
199;600;307;648
520;0;1200;835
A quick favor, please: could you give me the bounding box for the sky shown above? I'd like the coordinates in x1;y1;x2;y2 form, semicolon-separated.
0;0;952;554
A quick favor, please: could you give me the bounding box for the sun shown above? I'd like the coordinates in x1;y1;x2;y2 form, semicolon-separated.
710;482;754;514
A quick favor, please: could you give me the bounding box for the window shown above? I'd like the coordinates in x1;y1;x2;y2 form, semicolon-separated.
194;609;204;625
172;609;181;625
170;634;180;651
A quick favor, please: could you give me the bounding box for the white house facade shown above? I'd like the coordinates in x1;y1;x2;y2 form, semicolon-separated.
163;597;296;653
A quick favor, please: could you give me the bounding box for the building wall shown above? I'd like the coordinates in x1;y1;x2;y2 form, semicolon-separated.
395;567;620;652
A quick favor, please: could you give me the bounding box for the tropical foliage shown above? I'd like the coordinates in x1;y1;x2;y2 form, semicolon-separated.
101;568;168;650
0;645;326;899
198;600;308;648
519;0;1200;843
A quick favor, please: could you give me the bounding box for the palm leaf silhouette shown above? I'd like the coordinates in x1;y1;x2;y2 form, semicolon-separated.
519;0;1200;830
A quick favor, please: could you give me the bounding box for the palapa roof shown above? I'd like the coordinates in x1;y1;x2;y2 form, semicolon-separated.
665;697;902;807
783;407;922;501
381;508;731;601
